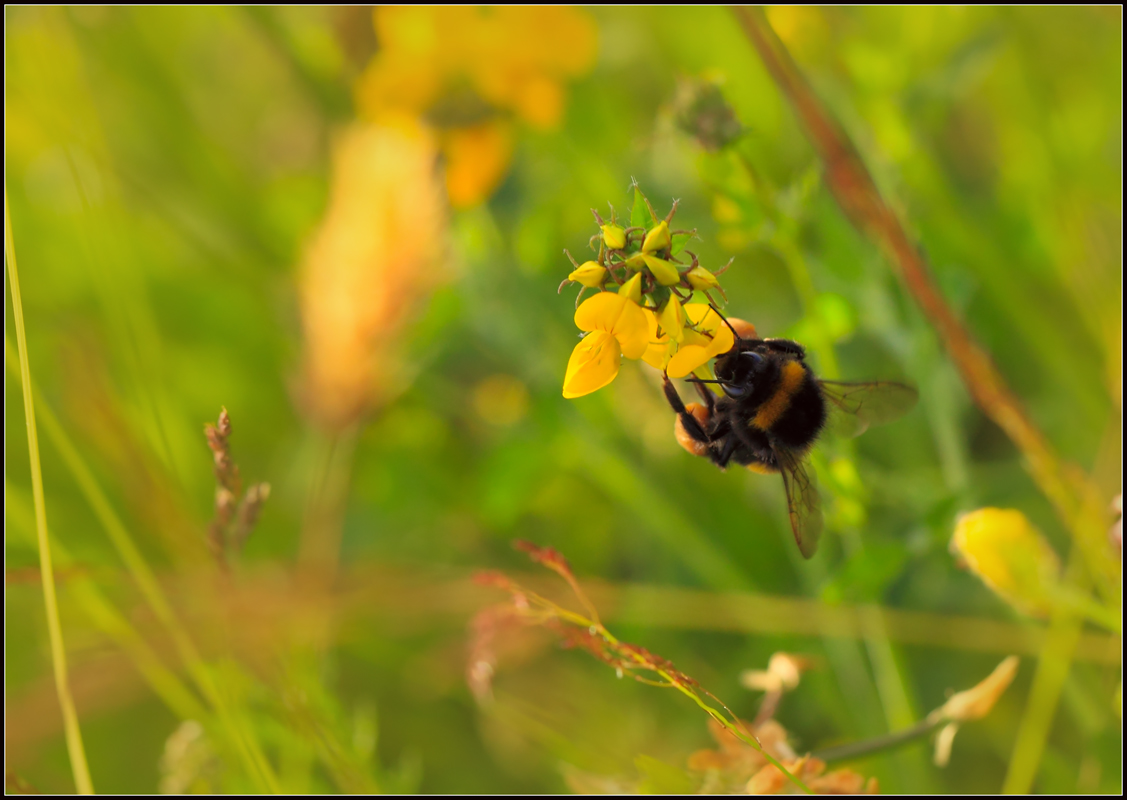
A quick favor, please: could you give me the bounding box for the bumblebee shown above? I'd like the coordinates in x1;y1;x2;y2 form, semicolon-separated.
662;320;917;558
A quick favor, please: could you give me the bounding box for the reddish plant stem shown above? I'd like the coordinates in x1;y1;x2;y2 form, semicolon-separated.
730;6;1118;605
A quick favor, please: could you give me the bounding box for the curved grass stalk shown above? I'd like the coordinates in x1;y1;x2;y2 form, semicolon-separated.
728;9;1120;792
729;5;1119;611
2;337;280;793
5;188;94;795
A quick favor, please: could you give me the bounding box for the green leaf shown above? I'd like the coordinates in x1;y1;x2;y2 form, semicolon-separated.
671;232;693;256
630;181;649;230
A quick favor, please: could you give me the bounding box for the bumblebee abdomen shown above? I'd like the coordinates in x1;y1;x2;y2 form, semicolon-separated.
769;374;826;450
750;360;825;450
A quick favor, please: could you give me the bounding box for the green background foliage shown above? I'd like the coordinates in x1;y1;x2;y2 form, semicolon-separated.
5;6;1121;795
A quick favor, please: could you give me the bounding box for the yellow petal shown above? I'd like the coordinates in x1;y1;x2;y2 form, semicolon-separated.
614;300;649;360
685;303;735;357
666;344;713;378
562;331;621;398
574;291;628;333
950;509;1062;617
658;295;686;343
936;656;1020;723
642;342;674;371
640;309;672;370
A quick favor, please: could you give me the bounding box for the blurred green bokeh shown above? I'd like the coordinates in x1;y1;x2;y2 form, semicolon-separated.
5;6;1121;795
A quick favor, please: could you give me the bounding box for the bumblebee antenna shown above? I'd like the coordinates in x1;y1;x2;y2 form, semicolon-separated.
708;302;742;341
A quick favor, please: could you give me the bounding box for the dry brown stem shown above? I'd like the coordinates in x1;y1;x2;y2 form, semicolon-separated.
730;6;1119;606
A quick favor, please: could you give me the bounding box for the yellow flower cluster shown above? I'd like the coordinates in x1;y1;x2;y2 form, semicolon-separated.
356;7;597;208
560;187;739;398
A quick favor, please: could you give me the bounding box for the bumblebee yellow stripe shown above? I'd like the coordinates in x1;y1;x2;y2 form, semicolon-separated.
753;360;805;431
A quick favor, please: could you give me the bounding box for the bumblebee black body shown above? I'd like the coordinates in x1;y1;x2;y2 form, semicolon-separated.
664;337;826;473
661;328;916;558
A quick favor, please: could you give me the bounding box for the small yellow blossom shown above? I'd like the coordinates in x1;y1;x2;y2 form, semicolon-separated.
567;261;607;288
642;219;671;253
928;655;1019;767
642;254;682;286
950;508;1062;617
740;652;813;695
562;292;648;398
601;224;627;250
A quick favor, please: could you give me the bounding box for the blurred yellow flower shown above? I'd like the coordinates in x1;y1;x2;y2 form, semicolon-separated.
357;7;597;208
299;121;446;430
562;292;648;399
950;508;1062;618
442;120;514;208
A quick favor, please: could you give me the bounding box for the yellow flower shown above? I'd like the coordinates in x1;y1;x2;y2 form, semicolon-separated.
928;655;1020;767
358;7;597;208
567;261;607;288
299;122;446;430
667;304;735;378
443;121;514;208
562;292;648;398
640;303;734;378
950;508;1062;618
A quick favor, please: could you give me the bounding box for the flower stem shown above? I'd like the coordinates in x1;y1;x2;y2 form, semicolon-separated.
6;187;95;794
813;717;942;764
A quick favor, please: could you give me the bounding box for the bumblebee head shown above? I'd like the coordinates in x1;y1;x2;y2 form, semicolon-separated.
713;349;767;398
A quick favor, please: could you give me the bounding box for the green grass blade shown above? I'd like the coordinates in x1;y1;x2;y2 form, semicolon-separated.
5;186;95;795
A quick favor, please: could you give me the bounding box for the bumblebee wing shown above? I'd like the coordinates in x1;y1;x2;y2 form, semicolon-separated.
774;445;822;559
819;380;918;439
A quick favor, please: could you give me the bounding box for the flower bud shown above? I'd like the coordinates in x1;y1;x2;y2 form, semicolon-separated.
950;508;1062;618
642;220;671;253
624;252;646;272
601;224;627;250
658;295;686;342
618;272;643;305
567;261;607;288
642;254;681;286
686;266;720;291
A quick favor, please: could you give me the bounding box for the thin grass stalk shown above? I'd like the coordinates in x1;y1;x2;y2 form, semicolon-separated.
2;339;279;793
5;188;95;795
1001;549;1086;793
5;481;208;721
729;5;1119;611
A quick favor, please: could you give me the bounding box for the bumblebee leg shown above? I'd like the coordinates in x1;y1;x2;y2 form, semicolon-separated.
693;378;717;416
664;375;717;460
